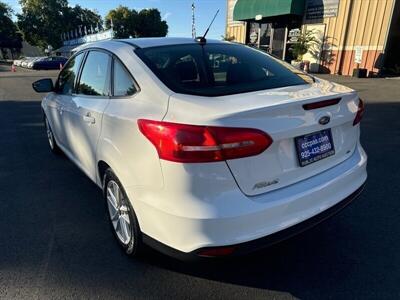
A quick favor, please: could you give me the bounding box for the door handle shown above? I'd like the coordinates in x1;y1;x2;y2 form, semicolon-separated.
83;112;95;124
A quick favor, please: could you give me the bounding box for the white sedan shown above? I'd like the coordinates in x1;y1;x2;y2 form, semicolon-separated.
33;38;367;259
13;57;25;66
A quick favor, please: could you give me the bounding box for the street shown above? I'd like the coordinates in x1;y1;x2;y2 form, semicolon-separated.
0;67;400;299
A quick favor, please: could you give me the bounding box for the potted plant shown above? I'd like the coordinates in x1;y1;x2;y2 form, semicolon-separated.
290;30;317;70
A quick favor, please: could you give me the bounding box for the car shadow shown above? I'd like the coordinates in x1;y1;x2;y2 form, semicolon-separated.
0;99;399;299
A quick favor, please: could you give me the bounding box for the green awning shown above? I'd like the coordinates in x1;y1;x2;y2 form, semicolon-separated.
233;0;305;21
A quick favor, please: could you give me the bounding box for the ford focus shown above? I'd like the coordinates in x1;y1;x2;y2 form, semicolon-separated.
32;38;367;259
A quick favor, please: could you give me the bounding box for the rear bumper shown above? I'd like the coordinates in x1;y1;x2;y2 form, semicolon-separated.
129;143;367;255
143;183;365;260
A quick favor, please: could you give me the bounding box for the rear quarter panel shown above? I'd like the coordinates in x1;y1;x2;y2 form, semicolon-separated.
97;95;167;190
95;43;172;193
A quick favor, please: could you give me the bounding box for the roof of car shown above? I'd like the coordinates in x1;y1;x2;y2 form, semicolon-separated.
72;37;228;53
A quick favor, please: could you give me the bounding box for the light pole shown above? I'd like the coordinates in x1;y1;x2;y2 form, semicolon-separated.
192;2;196;38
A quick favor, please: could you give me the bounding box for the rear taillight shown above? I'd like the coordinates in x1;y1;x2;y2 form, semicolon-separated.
353;99;365;126
197;246;236;257
138;119;273;163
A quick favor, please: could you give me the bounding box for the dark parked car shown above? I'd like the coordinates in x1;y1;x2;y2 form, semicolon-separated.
32;56;68;70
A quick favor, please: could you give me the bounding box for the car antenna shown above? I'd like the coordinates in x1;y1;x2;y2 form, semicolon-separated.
195;9;219;45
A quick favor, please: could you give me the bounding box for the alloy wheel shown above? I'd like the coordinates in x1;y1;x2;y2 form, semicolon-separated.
106;180;132;245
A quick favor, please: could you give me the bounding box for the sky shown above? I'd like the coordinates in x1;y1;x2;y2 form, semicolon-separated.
6;0;227;40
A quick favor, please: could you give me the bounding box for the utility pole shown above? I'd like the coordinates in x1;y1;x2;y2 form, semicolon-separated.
192;2;196;38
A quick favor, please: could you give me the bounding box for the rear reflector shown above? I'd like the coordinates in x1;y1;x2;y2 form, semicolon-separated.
197;246;236;257
303;98;341;110
138;119;273;163
353;98;365;125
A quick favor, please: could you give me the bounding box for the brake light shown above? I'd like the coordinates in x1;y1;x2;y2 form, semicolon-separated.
353;99;365;125
138;119;273;163
302;98;341;110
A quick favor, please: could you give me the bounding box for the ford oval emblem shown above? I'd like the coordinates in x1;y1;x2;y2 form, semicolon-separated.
319;116;330;125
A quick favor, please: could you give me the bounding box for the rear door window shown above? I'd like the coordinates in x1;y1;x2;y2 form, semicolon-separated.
113;59;137;96
77;51;111;96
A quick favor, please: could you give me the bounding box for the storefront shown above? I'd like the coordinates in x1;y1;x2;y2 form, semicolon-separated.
232;0;305;61
226;0;400;76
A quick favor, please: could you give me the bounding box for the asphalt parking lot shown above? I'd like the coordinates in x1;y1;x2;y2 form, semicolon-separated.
1;65;400;299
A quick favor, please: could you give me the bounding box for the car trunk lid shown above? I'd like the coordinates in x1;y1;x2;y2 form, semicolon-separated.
164;79;360;196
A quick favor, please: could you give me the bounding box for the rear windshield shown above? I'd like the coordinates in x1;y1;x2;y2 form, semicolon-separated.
135;43;312;97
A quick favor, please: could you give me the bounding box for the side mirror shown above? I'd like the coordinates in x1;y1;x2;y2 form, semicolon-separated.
32;78;54;93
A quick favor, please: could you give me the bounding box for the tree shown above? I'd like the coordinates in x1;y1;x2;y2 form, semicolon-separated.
17;0;102;49
62;5;102;35
17;0;68;49
136;9;168;37
104;6;138;39
0;2;22;58
105;6;167;38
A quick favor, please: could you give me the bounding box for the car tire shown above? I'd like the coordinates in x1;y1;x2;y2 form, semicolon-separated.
103;168;143;256
44;115;61;154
